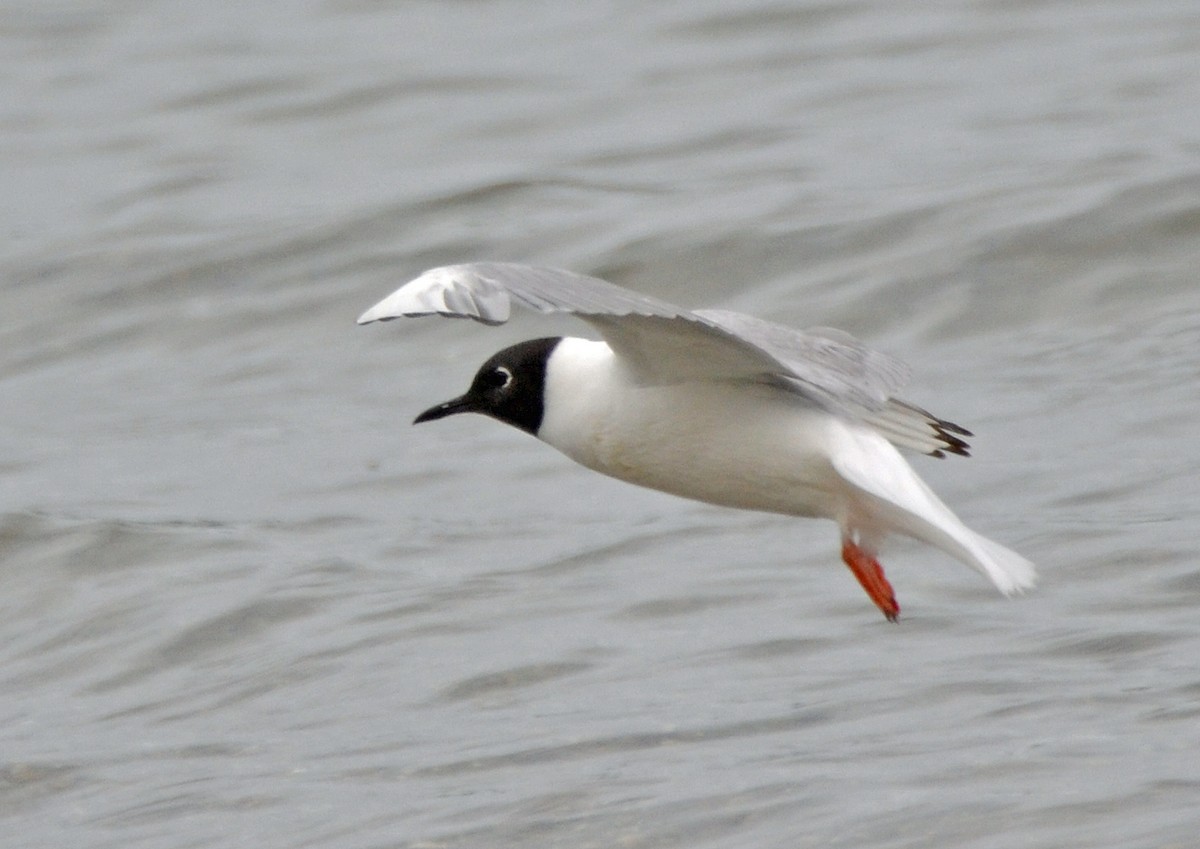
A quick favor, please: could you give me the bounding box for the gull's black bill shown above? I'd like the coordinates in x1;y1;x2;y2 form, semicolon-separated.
413;395;479;425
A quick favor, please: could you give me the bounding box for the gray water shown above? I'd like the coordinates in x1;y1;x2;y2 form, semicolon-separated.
3;1;1200;847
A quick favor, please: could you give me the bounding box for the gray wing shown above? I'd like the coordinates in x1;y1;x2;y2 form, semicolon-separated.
691;309;910;412
357;262;787;386
356;262;692;326
692;310;971;456
358;263;970;454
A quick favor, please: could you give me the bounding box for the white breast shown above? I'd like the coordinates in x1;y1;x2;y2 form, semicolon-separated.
537;337;844;519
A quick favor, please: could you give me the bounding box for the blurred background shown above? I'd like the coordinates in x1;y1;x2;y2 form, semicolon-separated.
2;1;1199;847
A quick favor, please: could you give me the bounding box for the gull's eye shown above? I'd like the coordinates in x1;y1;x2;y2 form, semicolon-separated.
485;366;513;390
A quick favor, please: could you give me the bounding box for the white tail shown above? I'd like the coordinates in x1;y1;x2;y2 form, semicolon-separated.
829;424;1037;595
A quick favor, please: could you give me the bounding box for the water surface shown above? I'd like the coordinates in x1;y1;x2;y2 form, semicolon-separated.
3;2;1200;847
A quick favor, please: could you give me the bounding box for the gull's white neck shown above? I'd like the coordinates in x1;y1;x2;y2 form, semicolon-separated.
537;338;623;470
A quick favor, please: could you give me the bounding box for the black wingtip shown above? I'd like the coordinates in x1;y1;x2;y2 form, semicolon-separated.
930;422;972;458
939;419;973;437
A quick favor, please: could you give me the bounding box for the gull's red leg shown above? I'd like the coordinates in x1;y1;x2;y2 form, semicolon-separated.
841;537;900;622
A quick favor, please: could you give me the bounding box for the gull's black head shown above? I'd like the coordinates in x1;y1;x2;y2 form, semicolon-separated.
414;337;562;436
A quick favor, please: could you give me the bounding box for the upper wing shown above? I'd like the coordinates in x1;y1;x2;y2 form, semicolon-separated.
691;309;910;413
356;262;692;326
357;262;791;386
358;263;956;440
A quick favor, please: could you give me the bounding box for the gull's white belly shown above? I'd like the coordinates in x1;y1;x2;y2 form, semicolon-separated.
538;346;844;519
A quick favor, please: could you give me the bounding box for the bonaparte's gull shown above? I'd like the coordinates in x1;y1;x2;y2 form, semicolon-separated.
358;262;1035;620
